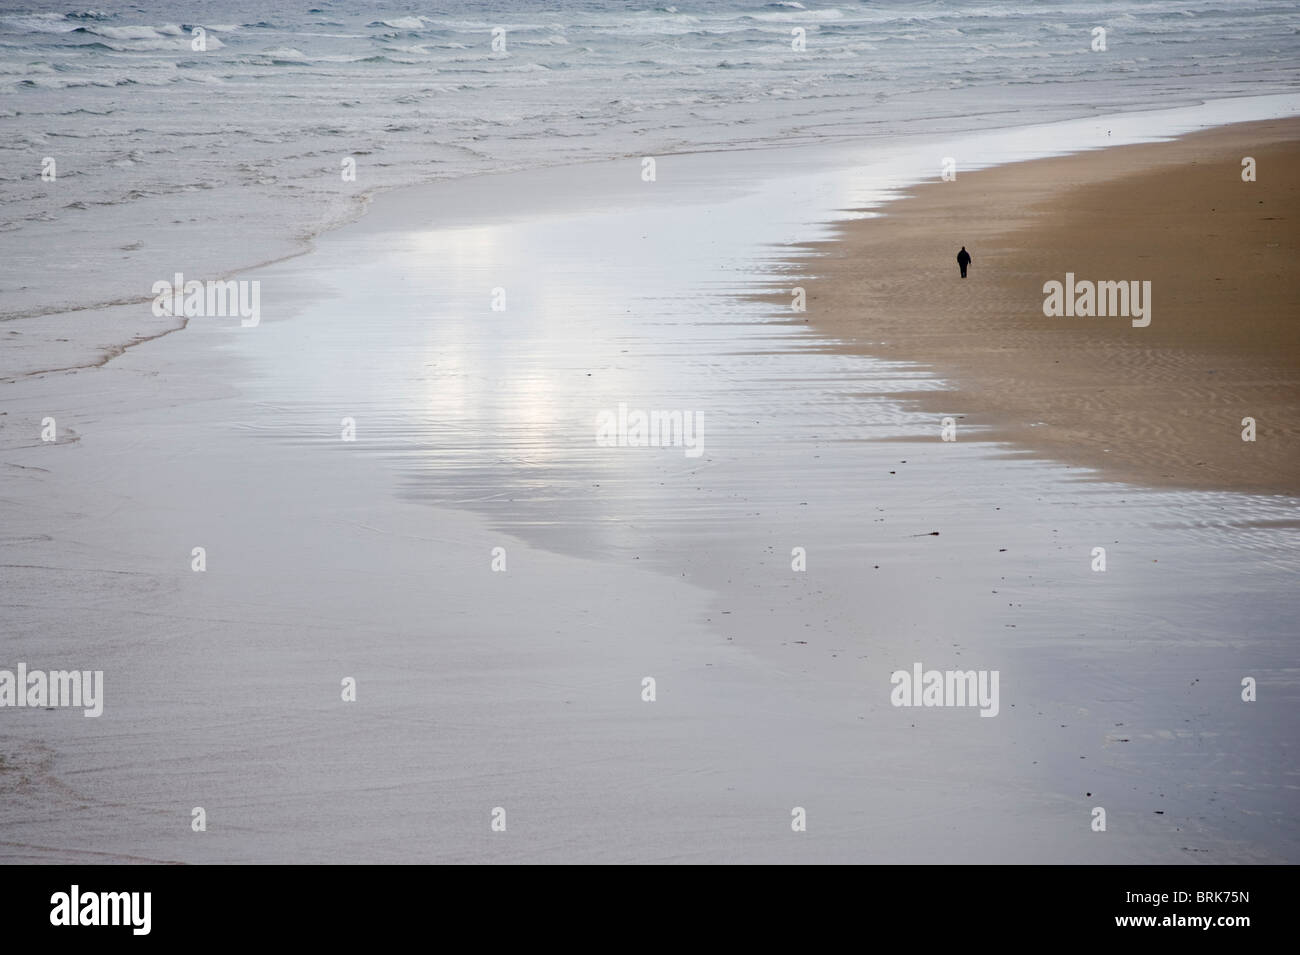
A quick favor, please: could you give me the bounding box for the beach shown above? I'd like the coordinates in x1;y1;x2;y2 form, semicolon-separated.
784;118;1300;496
2;91;1297;864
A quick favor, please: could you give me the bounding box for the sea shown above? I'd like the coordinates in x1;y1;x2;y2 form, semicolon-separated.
2;0;1298;326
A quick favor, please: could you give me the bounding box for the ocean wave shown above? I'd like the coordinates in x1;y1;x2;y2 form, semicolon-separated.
70;30;226;52
579;15;701;36
15;71;180;89
744;8;844;22
357;54;422;65
0;62;56;75
368;17;428;31
442;61;553;74
15;76;107;89
0;14;82;34
249;47;310;64
77;23;185;40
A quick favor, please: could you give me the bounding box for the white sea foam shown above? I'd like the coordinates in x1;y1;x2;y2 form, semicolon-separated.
371;17;427;31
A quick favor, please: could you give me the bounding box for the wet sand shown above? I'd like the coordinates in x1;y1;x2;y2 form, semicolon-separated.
784;118;1300;495
2;103;1297;863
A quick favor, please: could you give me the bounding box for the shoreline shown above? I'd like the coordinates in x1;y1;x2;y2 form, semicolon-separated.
777;117;1300;497
7;93;1298;386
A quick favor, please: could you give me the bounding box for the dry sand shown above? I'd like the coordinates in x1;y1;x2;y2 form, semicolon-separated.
783;118;1300;496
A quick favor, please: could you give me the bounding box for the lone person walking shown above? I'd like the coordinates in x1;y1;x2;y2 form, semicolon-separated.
957;246;971;279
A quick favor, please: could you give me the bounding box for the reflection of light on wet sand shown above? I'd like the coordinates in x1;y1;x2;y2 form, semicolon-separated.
403;222;633;473
204;102;1298;861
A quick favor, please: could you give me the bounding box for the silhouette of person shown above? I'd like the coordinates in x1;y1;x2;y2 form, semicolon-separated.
957;246;971;279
